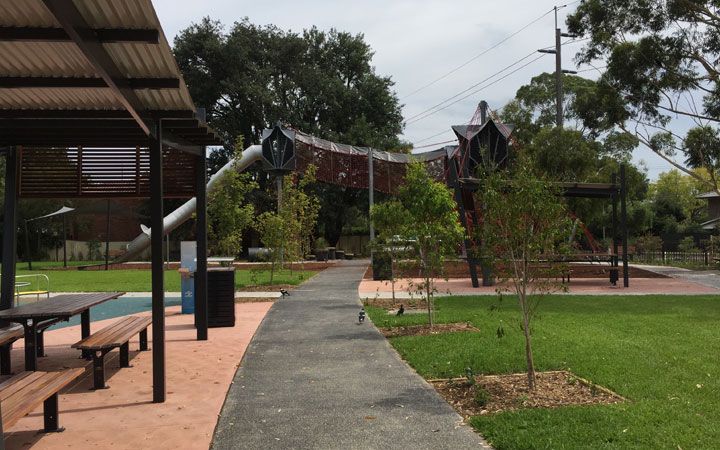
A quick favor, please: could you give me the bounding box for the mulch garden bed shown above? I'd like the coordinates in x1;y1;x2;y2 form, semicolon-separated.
238;284;295;292
379;322;479;338
364;297;428;310
430;370;624;417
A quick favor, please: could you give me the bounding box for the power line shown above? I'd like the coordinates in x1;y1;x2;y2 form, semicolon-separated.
404;48;548;124
405;52;549;125
400;6;557;100
411;128;454;145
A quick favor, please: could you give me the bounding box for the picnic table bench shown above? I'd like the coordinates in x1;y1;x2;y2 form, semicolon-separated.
0;324;23;376
72;316;150;390
0;368;84;439
0;293;124;372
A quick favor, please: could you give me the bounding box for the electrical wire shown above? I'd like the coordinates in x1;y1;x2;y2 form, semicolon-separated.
405;52;549;125
411;128;454;145
400;6;557;100
404;48;549;124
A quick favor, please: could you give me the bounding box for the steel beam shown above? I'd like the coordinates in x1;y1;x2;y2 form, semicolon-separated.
41;0;151;135
0;77;179;89
0;26;159;43
0;110;195;119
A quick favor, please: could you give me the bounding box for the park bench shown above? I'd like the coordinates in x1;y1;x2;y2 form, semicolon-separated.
0;368;85;438
0;324;23;376
71;316;150;390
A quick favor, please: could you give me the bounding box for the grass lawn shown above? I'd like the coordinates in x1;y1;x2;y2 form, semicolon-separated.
367;295;720;449
11;263;315;292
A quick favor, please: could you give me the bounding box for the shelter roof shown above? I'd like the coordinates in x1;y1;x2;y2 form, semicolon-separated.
697;191;719;199
558;182;619;198
0;0;222;150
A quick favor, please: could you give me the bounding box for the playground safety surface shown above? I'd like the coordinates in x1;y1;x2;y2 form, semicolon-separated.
2;302;271;450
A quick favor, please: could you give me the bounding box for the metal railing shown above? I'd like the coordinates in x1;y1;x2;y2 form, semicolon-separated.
14;274;50;304
632;251;716;266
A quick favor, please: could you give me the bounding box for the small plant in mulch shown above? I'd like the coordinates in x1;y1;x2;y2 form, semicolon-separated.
430;370;624;417
363;297;428;311
379;322;480;338
473;386;491;407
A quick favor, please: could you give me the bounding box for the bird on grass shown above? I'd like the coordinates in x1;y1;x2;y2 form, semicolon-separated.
280;289;290;297
396;304;405;316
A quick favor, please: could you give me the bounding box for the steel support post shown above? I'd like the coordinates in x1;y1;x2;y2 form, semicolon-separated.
150;120;166;403
1;147;18;311
195;148;208;340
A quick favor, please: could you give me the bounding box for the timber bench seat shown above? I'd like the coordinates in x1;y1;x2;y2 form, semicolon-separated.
0;324;22;376
71;316;150;390
0;369;85;437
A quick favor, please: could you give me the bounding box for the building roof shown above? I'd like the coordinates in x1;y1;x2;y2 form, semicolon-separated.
0;0;222;150
697;191;720;199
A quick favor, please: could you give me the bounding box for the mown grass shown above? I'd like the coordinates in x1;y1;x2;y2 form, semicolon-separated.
367;295;720;449
10;263;315;292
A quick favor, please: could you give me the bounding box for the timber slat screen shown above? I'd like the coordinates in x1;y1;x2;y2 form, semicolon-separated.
18;147;196;198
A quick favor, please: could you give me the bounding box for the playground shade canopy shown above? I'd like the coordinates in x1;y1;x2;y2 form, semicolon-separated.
0;0;221;404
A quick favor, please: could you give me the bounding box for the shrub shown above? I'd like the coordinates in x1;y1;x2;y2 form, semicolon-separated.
474;386;490;407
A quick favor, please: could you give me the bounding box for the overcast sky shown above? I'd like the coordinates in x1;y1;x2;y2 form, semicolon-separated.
154;0;673;179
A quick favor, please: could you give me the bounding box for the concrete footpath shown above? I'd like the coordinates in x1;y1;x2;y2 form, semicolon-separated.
213;260;489;449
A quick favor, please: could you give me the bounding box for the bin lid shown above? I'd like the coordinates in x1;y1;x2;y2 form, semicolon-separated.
208;267;235;272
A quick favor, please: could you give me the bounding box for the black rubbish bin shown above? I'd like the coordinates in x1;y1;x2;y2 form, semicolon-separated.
208;267;235;327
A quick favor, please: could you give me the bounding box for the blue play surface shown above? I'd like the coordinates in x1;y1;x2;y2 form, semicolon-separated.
50;295;181;330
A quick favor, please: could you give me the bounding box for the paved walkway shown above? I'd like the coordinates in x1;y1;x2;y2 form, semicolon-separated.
213;260;489;449
633;264;720;290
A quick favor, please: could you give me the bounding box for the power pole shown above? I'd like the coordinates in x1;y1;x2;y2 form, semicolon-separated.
555;26;562;127
538;5;577;128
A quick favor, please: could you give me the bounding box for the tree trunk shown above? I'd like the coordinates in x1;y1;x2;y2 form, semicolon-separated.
270;260;275;285
426;275;433;328
520;293;536;390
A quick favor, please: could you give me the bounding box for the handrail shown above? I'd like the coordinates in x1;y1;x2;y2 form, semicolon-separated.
13;274;50;304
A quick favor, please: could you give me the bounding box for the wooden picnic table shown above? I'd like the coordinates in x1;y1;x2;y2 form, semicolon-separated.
0;292;125;371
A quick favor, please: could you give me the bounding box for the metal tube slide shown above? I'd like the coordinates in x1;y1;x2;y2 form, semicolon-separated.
116;145;263;263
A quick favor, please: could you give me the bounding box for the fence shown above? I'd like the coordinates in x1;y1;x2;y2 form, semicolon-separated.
632;251;716;266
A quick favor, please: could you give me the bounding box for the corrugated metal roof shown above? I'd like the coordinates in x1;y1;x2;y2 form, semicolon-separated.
0;87;120;109
0;0;196;113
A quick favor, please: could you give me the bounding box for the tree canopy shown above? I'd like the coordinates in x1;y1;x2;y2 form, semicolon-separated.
173;18;407;245
372;162;464;326
173;18;406;169
567;0;720;190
